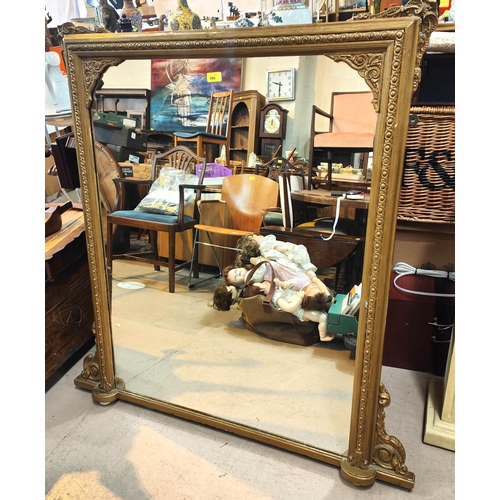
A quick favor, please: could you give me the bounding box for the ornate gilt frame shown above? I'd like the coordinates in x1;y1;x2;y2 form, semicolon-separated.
63;0;437;490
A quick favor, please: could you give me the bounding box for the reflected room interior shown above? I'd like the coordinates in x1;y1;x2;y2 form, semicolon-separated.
98;55;369;457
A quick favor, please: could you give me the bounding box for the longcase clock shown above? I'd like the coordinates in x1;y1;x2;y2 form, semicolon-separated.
259;103;288;162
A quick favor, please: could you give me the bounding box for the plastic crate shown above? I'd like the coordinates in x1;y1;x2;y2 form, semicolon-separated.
196;163;233;178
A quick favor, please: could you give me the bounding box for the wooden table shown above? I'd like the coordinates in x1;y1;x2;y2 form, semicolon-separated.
45;209;86;274
280;189;369;292
290;189;370;210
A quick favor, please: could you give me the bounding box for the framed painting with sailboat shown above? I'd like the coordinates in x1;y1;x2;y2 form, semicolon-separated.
150;58;242;133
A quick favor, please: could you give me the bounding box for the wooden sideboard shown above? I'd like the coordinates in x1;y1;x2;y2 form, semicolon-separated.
45;209;94;379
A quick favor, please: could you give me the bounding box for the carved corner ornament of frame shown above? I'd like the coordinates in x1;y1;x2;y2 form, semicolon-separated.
374;383;415;481
351;0;438;96
76;352;125;404
58;22;124;109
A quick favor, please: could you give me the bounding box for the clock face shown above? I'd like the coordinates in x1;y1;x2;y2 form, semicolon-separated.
264;109;280;134
266;69;295;101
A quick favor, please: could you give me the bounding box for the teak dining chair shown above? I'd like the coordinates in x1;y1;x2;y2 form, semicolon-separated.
308;91;377;190
106;146;207;293
173;90;234;163
187;174;279;289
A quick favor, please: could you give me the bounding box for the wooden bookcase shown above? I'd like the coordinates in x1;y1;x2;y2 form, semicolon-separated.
230;90;266;167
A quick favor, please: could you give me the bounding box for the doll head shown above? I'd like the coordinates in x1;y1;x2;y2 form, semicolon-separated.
234;234;261;268
301;281;333;312
225;266;249;288
212;284;240;311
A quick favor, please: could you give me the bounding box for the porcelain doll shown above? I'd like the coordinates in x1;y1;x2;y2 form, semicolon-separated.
235;234;317;274
227;257;331;301
214;259;332;312
212;276;333;341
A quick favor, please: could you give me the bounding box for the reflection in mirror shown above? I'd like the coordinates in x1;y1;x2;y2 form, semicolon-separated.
96;55;368;458
66;5;437;488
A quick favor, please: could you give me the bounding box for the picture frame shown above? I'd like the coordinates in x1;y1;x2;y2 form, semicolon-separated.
126;110;145;129
150;58;242;133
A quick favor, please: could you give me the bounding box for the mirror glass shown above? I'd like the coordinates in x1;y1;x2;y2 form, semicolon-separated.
66;10;434;487
98;55;369;457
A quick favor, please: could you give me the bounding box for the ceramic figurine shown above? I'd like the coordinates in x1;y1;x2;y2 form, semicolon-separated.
169;0;202;30
121;0;142;31
227;2;240;19
234;17;253;28
117;13;133;32
98;0;120;32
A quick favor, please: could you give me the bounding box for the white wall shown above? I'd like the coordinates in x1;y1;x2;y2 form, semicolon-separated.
102;54;368;161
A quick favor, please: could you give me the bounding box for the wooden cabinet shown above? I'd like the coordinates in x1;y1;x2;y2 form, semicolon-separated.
230;90;266;166
45;210;95;379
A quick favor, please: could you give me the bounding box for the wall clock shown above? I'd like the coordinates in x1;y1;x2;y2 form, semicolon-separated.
266;68;295;101
259;103;288;160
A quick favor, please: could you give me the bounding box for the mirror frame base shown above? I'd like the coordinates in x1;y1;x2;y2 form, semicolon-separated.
341;458;377;487
341;458;416;489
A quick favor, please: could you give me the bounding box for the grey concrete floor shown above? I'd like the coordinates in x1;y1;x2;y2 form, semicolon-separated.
45;344;456;500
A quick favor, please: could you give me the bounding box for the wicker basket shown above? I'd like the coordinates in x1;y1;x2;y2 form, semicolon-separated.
398;106;455;224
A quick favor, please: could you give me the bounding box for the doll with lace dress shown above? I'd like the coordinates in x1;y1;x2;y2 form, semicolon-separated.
234;234;317;274
212;264;333;341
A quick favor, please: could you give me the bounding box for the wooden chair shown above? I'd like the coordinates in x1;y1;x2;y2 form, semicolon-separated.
144;130;175;157
260;156;310;226
106;146;207;293
94;141;127;241
261;171;364;293
173;90;234;163
308;91;377;190
187;174;279;289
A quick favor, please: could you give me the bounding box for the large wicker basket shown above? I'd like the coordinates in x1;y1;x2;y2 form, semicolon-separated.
398;106;455;224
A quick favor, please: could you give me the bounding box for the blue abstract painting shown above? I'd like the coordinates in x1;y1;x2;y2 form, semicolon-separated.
150;58;242;133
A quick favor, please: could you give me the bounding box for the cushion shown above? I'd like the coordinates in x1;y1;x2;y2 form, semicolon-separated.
110;210;195;224
173;131;225;140
314;132;374;149
135;167;198;215
263;212;284;226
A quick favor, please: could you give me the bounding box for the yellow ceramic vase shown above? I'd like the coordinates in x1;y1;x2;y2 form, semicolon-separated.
169;0;202;30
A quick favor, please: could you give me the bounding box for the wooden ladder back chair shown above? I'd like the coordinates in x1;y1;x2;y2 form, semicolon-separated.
187;174;279;289
261;157;309;226
173;90;234;163
308;91;377;190
106;145;207;293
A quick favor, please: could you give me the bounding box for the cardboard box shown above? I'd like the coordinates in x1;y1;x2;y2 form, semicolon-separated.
119;162;152;179
107;144;146;163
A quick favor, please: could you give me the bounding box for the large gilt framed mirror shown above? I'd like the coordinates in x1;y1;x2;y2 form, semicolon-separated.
63;0;437;490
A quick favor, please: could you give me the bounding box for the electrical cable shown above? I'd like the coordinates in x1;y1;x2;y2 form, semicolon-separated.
321;194;345;241
392;262;455;298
